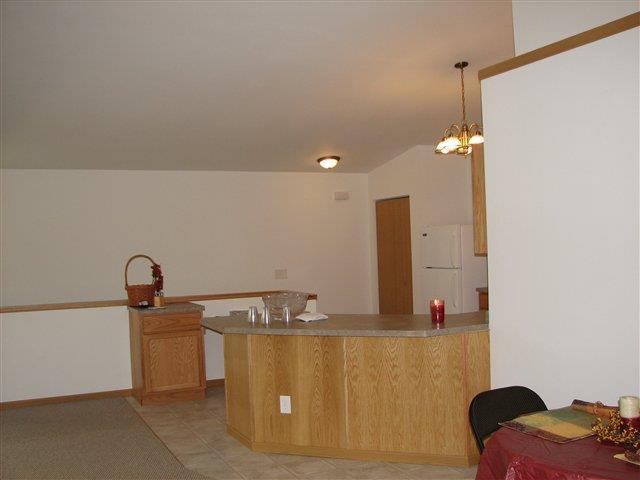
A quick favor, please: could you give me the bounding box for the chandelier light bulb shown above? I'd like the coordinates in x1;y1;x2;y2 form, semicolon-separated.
444;135;462;149
469;133;485;145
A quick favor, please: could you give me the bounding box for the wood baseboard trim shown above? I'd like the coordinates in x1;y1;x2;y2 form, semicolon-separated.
227;425;252;449
250;441;476;467
139;388;205;406
1;291;318;314
0;388;133;410
0;380;224;410
229;429;477;467
206;378;225;388
479;12;640;80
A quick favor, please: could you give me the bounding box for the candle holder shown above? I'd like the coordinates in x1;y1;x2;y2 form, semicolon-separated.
620;396;640;432
621;416;640;431
593;410;640;449
430;299;445;324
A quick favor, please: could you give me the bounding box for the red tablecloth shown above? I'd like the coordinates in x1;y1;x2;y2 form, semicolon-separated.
476;427;639;480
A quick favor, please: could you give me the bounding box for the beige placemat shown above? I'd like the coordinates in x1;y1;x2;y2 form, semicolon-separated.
501;406;595;443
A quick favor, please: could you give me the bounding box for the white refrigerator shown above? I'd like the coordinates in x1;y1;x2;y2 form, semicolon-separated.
419;224;487;313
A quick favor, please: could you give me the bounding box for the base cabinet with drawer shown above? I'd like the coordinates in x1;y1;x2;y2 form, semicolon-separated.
129;302;206;405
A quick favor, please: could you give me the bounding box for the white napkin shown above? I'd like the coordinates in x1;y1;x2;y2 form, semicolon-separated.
296;313;328;322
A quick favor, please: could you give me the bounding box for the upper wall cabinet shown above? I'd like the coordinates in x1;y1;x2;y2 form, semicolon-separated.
471;144;488;255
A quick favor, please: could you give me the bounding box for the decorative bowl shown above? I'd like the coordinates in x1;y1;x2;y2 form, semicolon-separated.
262;291;309;320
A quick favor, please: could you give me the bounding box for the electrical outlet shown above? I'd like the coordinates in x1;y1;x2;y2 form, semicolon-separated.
279;395;291;414
274;268;287;280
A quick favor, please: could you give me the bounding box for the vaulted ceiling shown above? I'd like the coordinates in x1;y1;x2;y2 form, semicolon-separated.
1;1;514;172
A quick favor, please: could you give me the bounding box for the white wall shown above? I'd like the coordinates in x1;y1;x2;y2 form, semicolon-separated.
0;170;371;314
1;307;131;402
0;298;316;402
481;28;639;407
367;145;473;313
512;0;639;55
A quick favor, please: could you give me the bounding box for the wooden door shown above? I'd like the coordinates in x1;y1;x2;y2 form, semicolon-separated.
376;196;413;314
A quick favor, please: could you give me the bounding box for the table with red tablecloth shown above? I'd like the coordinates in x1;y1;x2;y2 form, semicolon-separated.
476;427;638;480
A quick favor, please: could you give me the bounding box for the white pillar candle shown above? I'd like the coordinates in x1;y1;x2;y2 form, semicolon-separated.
618;396;640;418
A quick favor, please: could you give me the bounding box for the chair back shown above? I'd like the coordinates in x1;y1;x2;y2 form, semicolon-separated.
469;385;547;453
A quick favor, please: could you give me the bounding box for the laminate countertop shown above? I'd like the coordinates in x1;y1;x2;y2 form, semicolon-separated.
201;311;487;338
127;302;205;315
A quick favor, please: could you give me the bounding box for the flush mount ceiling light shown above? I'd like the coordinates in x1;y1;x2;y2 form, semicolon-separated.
317;155;340;169
435;61;484;156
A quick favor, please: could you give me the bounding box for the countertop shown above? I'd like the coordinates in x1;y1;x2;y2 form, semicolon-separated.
128;302;205;315
201;311;488;338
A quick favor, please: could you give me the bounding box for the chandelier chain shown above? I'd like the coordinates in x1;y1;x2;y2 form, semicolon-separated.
434;60;483;156
460;65;467;125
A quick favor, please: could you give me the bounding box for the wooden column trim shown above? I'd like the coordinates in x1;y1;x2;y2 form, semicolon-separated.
479;12;639;81
471;144;488;256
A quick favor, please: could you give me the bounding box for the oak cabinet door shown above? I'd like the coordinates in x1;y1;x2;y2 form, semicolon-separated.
143;330;204;393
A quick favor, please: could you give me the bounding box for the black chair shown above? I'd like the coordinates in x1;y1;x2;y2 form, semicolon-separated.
469;386;547;453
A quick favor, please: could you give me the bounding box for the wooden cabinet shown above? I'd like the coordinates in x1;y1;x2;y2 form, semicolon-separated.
478;291;489;311
222;328;490;466
471;144;488;255
129;303;206;405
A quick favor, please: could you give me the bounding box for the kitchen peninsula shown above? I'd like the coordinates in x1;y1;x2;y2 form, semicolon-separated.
202;312;489;466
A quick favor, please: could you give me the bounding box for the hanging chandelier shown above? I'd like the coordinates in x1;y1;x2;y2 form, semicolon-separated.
435;61;484;156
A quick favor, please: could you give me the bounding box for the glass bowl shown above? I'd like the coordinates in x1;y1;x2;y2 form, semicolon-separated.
262;291;309;320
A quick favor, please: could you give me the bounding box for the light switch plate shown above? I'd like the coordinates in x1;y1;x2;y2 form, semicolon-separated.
274;268;287;280
279;395;291;414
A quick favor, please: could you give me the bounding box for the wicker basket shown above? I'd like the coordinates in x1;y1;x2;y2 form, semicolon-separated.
124;254;158;307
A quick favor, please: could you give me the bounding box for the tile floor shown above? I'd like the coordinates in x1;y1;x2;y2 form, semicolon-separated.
128;387;477;480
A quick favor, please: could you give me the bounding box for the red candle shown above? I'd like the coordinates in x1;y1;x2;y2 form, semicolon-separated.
621;416;640;431
430;299;445;324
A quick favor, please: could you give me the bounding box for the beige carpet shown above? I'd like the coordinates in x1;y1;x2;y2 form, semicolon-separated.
0;397;204;479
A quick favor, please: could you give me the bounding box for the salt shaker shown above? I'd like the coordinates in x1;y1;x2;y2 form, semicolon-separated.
282;305;291;324
247;306;258;324
261;306;271;325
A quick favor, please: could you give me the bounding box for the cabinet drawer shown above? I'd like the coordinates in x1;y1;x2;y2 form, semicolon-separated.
143;313;202;334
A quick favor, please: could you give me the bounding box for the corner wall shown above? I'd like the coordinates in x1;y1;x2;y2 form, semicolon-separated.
481;25;639;406
367;145;473;313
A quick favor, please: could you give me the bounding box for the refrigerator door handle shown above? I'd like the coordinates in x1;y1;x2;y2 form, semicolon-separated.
451;272;459;309
449;234;455;267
